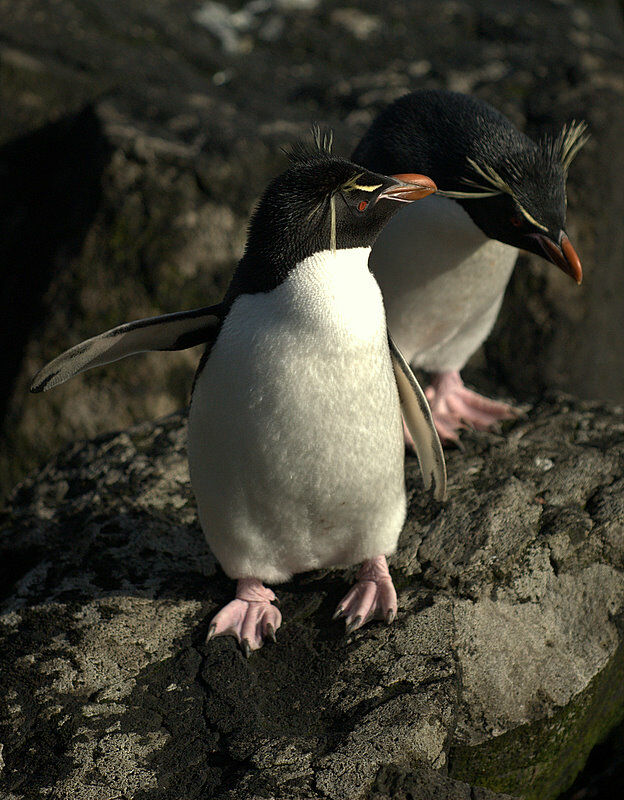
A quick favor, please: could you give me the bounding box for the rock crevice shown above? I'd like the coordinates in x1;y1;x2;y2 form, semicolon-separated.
1;397;623;799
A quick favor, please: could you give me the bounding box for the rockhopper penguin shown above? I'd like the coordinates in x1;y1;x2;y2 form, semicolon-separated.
352;89;587;443
31;133;446;656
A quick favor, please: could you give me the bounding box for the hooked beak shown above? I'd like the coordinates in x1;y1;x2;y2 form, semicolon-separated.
376;173;437;204
529;232;583;285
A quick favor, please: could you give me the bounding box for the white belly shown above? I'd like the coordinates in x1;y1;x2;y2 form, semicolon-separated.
369;195;518;372
188;248;406;583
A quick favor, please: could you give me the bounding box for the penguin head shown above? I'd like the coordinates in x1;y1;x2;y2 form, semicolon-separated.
447;126;585;284
352;90;587;284
245;130;436;268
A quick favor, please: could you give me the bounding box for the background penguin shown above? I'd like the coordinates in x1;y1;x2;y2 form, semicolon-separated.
352;89;587;444
31;134;446;656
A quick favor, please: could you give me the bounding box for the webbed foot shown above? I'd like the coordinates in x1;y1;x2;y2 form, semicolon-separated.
334;555;397;633
424;370;519;444
207;578;282;656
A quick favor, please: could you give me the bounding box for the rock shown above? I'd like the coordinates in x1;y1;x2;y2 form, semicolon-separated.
1;0;624;497
1;396;623;799
558;713;624;799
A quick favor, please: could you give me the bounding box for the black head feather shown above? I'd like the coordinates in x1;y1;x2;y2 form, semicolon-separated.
285;125;334;165
353;89;588;250
224;132;417;305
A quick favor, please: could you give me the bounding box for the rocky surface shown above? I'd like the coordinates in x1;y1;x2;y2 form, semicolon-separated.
1;0;624;496
1;396;623;799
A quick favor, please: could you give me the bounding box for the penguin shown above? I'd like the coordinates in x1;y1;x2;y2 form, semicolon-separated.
352;89;587;443
31;133;446;656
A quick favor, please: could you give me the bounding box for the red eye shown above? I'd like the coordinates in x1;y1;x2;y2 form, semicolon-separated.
511;215;523;227
358;200;368;212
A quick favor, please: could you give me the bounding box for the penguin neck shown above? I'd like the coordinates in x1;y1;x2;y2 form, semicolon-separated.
369;194;510;299
278;246;383;340
292;247;373;291
381;194;488;254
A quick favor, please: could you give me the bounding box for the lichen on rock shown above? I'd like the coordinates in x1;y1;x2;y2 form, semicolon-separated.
1;396;623;798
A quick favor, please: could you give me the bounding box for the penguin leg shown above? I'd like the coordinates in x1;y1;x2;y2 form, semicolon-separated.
207;578;282;657
334;555;397;633
424;370;519;444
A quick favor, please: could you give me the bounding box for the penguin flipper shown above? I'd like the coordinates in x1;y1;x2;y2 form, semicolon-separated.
31;304;223;392
388;332;447;501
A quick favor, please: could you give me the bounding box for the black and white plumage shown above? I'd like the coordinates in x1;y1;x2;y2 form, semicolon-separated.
352;89;587;442
30;306;222;393
32;135;445;655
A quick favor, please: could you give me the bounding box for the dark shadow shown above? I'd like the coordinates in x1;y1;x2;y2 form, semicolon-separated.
0;488;384;800
0;105;111;421
558;704;624;799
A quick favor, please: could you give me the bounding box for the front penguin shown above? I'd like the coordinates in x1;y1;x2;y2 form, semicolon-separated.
31;133;445;656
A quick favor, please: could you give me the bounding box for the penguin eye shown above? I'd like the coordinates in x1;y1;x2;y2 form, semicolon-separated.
510;215;523;228
357;200;369;212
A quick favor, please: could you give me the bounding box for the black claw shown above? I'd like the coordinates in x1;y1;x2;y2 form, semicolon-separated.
385;609;396;625
272;595;281;607
206;623;217;642
241;638;252;659
345;615;362;634
266;623;277;643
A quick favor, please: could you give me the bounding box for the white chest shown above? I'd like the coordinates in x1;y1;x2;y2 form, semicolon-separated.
187;248;406;582
369;195;518;367
265;247;388;342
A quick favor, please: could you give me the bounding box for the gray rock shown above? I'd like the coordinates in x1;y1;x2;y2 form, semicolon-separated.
1;396;623;799
1;0;624;497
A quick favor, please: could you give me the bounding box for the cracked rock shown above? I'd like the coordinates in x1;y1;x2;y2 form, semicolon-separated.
1;396;623;799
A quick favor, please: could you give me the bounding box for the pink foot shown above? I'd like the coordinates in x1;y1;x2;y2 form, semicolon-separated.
424;370;519;444
207;578;282;657
334;555;398;633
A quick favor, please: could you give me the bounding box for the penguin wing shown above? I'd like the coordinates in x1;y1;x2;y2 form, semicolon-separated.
31;304;224;392
389;332;447;501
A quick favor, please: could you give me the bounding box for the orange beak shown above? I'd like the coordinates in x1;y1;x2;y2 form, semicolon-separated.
530;232;583;285
376;173;437;203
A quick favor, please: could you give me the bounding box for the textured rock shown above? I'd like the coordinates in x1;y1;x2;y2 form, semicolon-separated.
1;0;624;496
1;396;623;799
